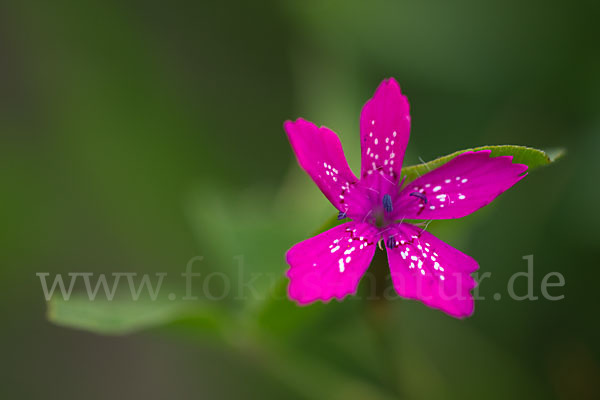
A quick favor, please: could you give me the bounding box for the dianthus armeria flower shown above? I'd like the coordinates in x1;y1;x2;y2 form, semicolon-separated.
284;78;528;318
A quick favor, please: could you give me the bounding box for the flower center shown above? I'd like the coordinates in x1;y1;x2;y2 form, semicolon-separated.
374;193;394;228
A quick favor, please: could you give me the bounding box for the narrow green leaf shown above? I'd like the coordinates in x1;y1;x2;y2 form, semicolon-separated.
47;296;227;336
401;145;564;184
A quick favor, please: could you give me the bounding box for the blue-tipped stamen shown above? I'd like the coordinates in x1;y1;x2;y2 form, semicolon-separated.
387;236;396;249
338;210;347;220
409;191;428;204
382;194;393;213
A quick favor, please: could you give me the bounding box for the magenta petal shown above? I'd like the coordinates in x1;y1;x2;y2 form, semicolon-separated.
286;222;378;304
386;223;478;318
360;78;410;181
395;150;528;220
284;118;358;211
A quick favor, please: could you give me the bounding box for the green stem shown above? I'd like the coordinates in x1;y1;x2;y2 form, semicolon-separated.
366;248;402;397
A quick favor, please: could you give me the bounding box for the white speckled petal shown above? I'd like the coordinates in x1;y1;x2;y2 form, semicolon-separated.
385;223;478;318
360;78;410;181
395;150;528;220
286;222;378;304
285;118;358;211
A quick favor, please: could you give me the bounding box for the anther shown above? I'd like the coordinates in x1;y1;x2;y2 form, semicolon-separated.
409;191;428;204
382;194;393;213
387;236;396;249
337;210;347;220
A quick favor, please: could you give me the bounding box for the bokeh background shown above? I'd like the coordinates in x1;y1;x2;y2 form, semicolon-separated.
2;0;599;399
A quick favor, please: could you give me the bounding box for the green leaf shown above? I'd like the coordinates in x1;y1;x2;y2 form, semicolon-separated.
47;295;228;336
401;145;565;184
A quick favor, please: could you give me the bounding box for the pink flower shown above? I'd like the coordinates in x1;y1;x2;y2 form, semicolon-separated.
284;78;527;318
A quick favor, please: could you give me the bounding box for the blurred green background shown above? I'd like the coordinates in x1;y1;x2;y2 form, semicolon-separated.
1;0;599;399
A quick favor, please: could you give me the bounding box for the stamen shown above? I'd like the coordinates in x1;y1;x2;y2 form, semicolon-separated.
382;194;393;213
387;236;396;249
337;210;347;220
409;191;428;204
